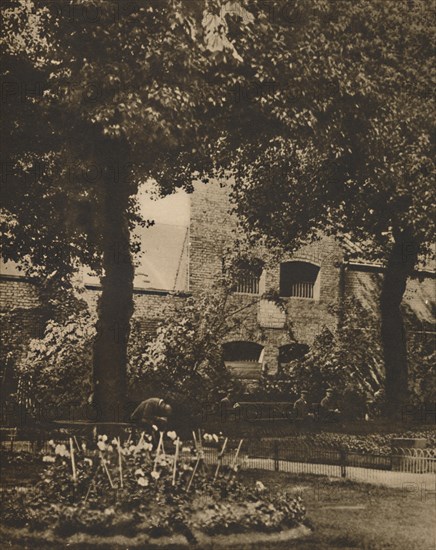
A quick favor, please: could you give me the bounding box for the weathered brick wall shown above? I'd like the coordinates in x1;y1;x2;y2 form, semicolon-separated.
343;269;382;317
0;278;47;375
344;268;435;323
0;278;45;340
1;179;434;382
0;278;40;310
189;180;236;293
403;275;435;327
187;181;346;374
80;287;185;337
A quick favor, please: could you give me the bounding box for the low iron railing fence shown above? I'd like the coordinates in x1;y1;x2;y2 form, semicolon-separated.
2;427;435;477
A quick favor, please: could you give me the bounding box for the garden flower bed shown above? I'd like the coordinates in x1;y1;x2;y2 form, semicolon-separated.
295;430;436;455
0;430;308;547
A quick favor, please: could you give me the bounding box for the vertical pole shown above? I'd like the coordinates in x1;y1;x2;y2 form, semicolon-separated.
274;440;279;472
340;448;347;478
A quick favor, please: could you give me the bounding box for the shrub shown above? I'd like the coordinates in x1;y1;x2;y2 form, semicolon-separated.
258;299;384;417
128;289;244;428
15;285;243;424
408;332;436;406
15;310;95;416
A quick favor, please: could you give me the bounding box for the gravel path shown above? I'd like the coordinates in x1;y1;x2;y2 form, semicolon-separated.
204;449;436;489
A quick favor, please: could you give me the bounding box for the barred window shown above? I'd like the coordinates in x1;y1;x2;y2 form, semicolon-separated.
235;273;260;294
280;261;320;299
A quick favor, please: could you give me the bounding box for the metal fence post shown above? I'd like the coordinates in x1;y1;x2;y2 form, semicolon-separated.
274;440;279;472
340;448;347;478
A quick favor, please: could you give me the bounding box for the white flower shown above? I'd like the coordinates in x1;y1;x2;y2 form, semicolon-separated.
156;455;170;466
42;455;55;463
137;477;149;486
54;444;64;455
97;441;106;451
107;445;114;452
152;425;158;431
134;441;148;453
167;431;177;440
111;438;118;446
255;481;266;492
48;440;55;447
203;433;212;442
212;434;219;442
84;458;93;466
81;443;87;451
181;447;191;453
54;444;69;457
151;470;160;480
134;468;145;476
104;507;115;515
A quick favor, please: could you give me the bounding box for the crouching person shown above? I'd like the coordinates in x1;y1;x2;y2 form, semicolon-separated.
130;397;172;441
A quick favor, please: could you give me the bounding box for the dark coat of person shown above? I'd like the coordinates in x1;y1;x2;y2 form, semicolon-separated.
320;394;336;412
294;396;309;419
130;398;171;426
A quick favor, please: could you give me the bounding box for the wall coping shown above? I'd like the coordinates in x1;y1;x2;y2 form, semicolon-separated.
84;283;192;297
0;274;37;283
344;261;435;278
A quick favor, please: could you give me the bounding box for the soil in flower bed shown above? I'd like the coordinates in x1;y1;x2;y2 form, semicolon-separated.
0;449;42;487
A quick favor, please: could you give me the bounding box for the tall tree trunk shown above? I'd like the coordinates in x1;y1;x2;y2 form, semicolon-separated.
380;228;418;419
93;140;134;421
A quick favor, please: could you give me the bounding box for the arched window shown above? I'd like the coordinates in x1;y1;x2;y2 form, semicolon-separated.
278;343;309;369
279;261;320;299
222;341;264;379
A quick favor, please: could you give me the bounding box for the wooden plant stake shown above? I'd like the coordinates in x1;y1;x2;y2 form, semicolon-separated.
172;438;180;486
153;431;164;473
138;431;145;446
73;435;81;453
214;437;228;482
99;451;114;489
69;438;77;483
192;430;198;450
186;456;200;492
117;437;123;488
228;439;244;480
84;464;100;504
194;429;208;474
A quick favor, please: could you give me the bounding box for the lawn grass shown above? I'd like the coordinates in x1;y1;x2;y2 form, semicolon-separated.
236;470;436;550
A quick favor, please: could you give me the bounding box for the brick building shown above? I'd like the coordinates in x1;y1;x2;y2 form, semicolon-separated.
1;179;435;384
